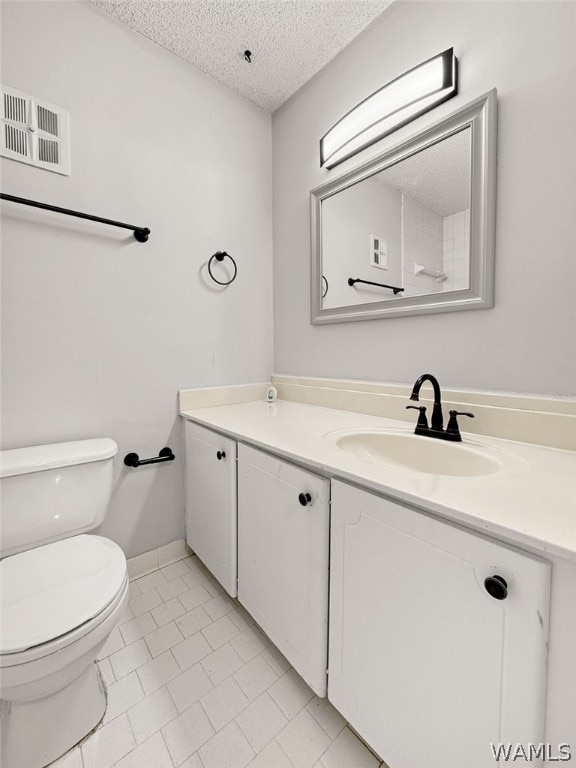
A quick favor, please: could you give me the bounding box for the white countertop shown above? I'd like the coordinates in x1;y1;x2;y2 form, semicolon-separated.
180;399;576;562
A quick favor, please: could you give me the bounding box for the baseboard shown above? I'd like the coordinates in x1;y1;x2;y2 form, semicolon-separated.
127;538;190;579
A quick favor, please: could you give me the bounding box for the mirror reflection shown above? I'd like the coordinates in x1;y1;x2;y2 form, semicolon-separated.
321;128;471;310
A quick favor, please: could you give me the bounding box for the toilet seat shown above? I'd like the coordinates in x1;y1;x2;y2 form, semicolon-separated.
0;534;127;658
0;573;128;668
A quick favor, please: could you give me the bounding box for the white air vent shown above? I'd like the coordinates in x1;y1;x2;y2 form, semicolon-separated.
4;123;30;158
1;85;70;175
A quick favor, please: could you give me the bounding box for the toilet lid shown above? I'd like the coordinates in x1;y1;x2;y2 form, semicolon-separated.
0;534;127;654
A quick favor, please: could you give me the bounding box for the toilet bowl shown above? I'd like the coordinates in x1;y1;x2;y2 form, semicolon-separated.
0;440;128;768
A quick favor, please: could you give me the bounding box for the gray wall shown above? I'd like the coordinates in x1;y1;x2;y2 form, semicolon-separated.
322;177;402;309
272;0;576;396
1;1;273;557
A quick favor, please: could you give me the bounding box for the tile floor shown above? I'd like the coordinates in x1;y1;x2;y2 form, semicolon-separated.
50;554;387;768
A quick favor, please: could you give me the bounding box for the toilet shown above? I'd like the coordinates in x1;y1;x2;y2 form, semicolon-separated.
0;439;129;768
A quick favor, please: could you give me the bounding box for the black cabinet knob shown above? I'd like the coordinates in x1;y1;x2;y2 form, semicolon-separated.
298;492;312;507
484;575;508;600
216;450;226;461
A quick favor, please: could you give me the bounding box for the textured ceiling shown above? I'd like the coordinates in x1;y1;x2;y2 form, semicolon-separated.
88;0;393;112
377;128;471;216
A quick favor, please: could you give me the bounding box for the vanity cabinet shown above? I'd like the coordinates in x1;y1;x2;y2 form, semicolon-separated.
184;422;237;597
237;444;330;696
328;480;551;768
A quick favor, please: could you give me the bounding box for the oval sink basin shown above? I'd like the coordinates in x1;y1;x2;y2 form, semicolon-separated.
330;430;501;477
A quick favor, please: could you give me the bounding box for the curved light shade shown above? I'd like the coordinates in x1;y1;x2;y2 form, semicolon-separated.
320;48;458;169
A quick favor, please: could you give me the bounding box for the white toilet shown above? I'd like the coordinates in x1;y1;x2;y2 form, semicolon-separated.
0;439;129;768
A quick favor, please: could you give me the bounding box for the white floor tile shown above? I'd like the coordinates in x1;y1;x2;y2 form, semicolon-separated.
199;720;255;768
319;726;381;768
103;671;144;723
119;602;135;624
161;559;191;581
182;562;211;590
97;626;124;660
144;621;184;658
185;555;209;574
129;588;163;617
234;654;278;701
202;614;240;650
157;575;189;602
230;626;269;662
115;732;173;768
151;597;186;627
81;712;135;768
97;657;115;687
176;606;212;638
247;739;293;768
135;570;168;593
204;593;236;621
202;643;244;685
49;746;83;768
276;708;332;768
260;644;291;676
110;638;152;679
236;691;288;752
162;701;215;766
181;569;210;591
179;584;212;612
204;576;226;596
119;612;157;645
172;630;213;671
179;752;204;768
167;662;214;713
306;696;346;740
269;669;315;719
71;566;373;768
229;606;256;633
137;650;181;695
127;686;177;745
200;676;249;731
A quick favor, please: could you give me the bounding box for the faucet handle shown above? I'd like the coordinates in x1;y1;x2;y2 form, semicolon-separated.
406;405;429;430
447;410;475;435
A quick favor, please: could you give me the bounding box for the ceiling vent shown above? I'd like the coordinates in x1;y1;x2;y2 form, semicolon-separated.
1;85;70;175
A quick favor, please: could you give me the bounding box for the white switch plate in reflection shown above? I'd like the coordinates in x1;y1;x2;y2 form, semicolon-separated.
370;235;388;270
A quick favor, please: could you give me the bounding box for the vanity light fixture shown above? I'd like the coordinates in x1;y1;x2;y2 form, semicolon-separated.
320;48;458;169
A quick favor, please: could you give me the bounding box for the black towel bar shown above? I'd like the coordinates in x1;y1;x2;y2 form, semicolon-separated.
348;277;404;295
0;193;150;242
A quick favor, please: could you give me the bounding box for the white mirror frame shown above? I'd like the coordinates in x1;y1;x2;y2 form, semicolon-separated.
310;89;497;324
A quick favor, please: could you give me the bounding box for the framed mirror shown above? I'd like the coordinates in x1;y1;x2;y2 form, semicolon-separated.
310;90;496;323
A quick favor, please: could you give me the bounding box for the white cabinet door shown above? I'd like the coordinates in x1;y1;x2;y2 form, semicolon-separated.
329;480;551;768
238;444;330;696
184;422;237;597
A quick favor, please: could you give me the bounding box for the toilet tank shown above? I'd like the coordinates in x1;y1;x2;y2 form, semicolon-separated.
0;439;118;558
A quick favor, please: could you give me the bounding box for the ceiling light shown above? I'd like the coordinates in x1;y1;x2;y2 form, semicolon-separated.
320;48;458;169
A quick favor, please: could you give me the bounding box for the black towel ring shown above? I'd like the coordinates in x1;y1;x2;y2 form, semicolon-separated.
208;251;237;286
322;275;329;298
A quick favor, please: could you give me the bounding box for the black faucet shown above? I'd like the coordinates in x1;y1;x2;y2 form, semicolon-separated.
406;373;474;442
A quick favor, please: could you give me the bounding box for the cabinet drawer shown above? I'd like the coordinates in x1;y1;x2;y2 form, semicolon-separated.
184;422;237;597
238;444;330;696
